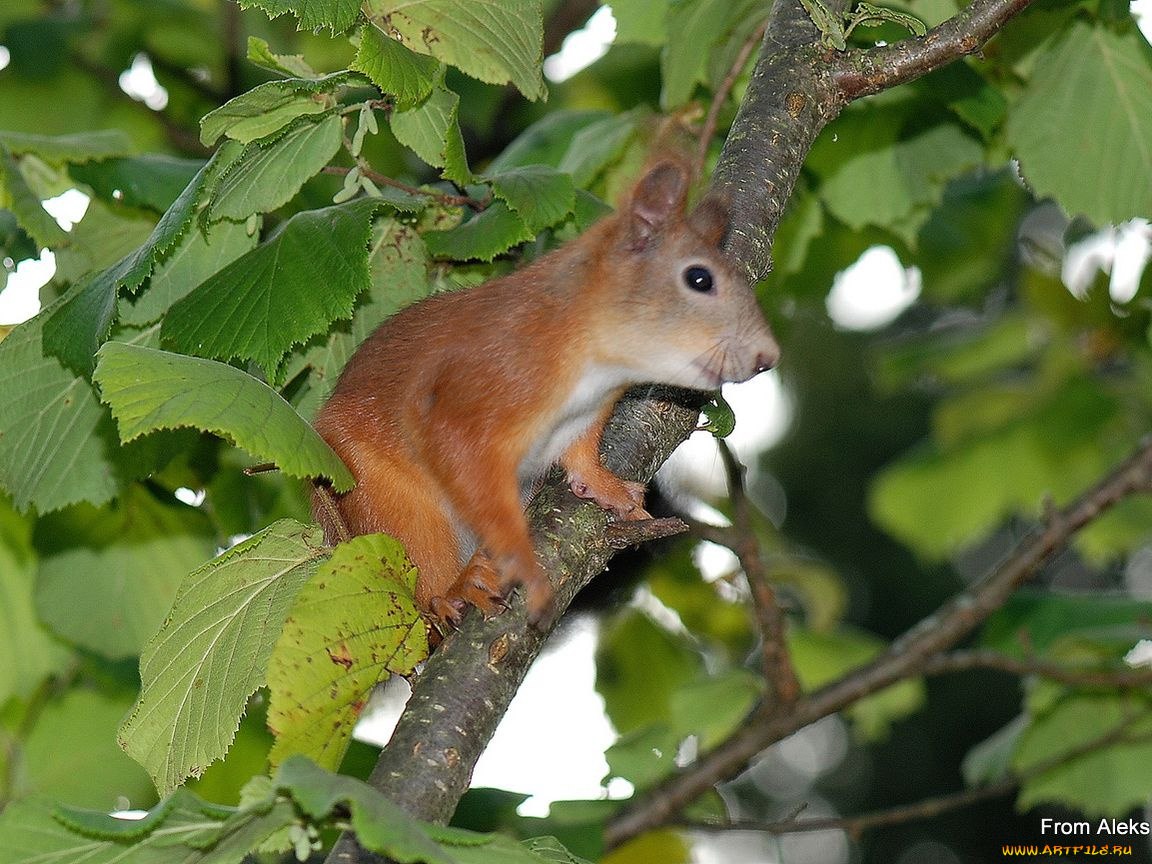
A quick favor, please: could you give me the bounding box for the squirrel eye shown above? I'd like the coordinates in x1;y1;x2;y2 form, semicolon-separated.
683;265;714;293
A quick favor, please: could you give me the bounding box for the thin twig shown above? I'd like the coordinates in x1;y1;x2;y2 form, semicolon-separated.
921;650;1152;688
606;437;1152;848
681;718;1152;838
693;19;769;185
832;0;1038;101
715;440;800;710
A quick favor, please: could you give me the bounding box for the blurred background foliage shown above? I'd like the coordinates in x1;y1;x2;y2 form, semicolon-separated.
1;0;1151;862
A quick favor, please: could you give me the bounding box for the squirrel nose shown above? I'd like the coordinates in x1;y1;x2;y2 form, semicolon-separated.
754;347;780;374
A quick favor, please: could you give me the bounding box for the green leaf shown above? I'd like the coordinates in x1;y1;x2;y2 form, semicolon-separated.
120;219;260;327
162;198;383;385
70;155;204;212
370;0;546;101
808;107;983;234
118;519;327;793
203;71;369;147
487;110;612;173
0;129;134;164
981;592;1152;659
34;485;215;659
0;497;69;704
788;625;926;740
267;534;427;771
962;715;1027;788
611;0;668;46
868;379;1126;558
207;113;344;221
669;669;762;749
661;0;743;107
20;689;155;809
489;165;575;233
604;725;681;790
0;145;68;247
236;0;362;33
285;218;431;420
596;609;705;735
40;141;243;376
1015;694;1152;816
246;35;320;78
423;200;535;262
93;342;354;490
0;313;127;512
1006;21;1152;225
557;111;642;189
391;86;471;185
699;393;736;438
353;23;442;108
276;755;454;863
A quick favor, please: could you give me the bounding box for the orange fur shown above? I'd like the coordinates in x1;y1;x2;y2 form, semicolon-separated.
313;160;779;629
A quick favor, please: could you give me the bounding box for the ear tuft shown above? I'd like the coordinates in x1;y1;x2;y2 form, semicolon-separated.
688;196;731;250
627;161;689;250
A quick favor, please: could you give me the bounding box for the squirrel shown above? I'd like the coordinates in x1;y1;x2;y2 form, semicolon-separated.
312;159;779;630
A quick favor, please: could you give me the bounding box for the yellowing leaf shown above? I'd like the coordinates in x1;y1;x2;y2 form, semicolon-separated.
267;533;428;770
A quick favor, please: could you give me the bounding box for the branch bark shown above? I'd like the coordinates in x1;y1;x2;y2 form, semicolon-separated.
605;438;1152;848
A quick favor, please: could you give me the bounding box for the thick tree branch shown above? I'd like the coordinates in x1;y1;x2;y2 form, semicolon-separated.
606;438;1152;848
324;392;704;863
833;0;1038;100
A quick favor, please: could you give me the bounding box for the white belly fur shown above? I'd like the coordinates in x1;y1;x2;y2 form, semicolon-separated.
517;365;636;489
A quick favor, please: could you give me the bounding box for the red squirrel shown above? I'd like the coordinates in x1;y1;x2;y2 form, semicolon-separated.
312;160;779;629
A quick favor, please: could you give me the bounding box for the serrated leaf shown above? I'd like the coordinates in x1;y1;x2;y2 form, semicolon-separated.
423;200;534;261
201;72;368;146
391;86;470;185
207;113;344;221
93;342;354;490
276;756;454;863
34;486;215;659
489;165;575;233
40;141;244;376
268;534;427;770
0;129;133;164
120;219;260;327
1006;21;1152;224
237;0;362;33
353;22;441;108
162;198;382;384
0;313;127;512
246;35;319;78
1015;694;1152;816
372;0;545;101
285;218;431;420
118;519;327;793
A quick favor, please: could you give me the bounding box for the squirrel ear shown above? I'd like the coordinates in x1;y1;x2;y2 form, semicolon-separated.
688;195;731;249
627;161;689;250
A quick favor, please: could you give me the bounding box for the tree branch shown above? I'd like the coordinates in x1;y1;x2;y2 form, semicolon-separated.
605;438;1152;848
323;392;704;863
832;0;1038;101
714;441;800;710
679;715;1152;838
920;650;1152;688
